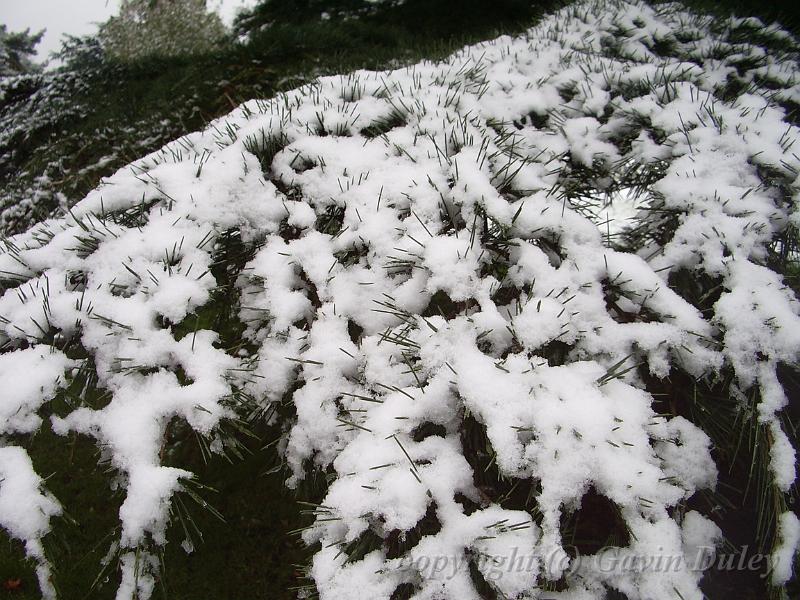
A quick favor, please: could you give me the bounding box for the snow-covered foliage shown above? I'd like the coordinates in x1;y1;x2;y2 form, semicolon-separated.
1;0;799;598
0;38;108;234
0;35;200;237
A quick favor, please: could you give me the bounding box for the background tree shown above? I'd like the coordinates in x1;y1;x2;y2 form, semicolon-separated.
99;0;227;61
0;25;44;77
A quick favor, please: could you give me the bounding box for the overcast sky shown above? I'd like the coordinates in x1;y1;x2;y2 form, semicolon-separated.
1;0;257;62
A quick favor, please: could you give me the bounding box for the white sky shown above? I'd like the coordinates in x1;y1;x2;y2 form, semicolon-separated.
1;0;257;62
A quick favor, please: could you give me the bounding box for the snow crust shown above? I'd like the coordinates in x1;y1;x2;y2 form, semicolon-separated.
1;0;799;598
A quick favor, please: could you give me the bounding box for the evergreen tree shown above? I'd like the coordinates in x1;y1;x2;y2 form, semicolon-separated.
0;25;44;77
99;0;227;61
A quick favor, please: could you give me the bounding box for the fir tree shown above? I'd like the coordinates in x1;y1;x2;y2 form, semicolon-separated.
0;25;44;77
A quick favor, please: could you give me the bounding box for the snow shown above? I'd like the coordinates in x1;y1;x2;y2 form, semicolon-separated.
0;347;73;434
772;511;800;585
0;447;62;599
1;0;799;598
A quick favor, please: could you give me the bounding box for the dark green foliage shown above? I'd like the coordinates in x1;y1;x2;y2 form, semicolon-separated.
0;25;44;77
234;0;557;39
668;0;800;36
